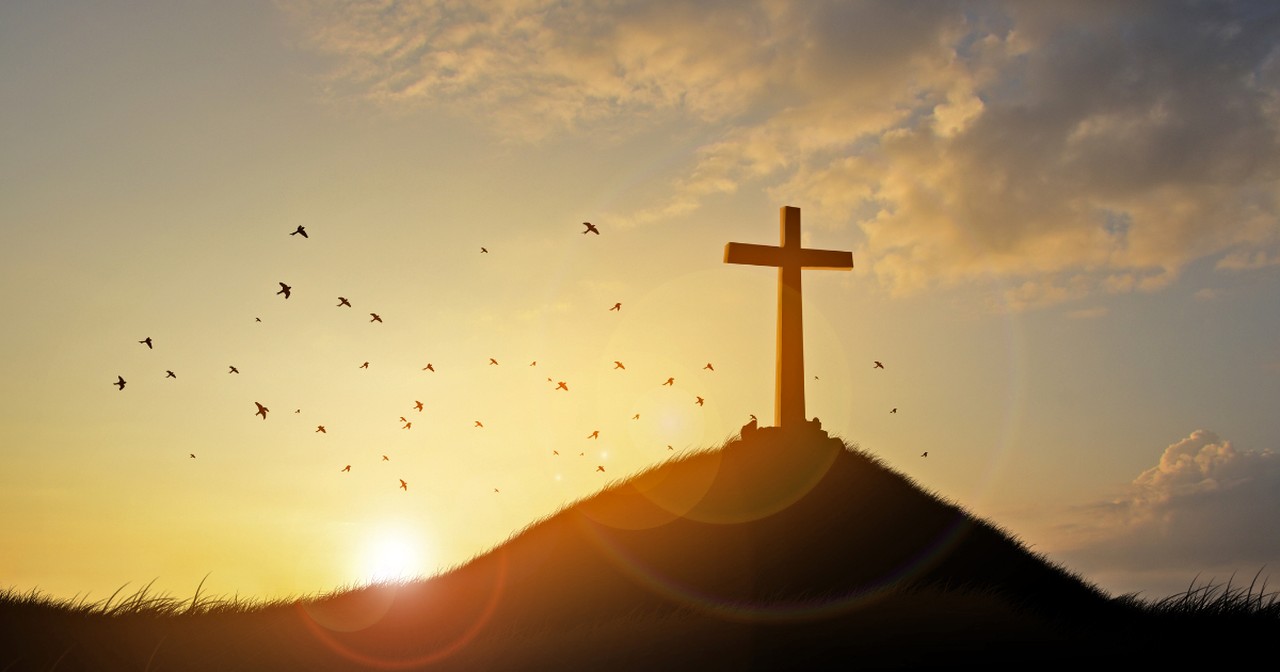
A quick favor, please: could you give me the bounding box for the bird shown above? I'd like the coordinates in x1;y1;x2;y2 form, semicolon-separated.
255;317;261;322
382;455;389;461
695;396;705;406
530;361;537;366
489;358;499;365
399;416;407;423
556;381;569;391
414;400;424;411
475;421;484;428
582;222;600;235
113;376;126;390
596;465;605;472
423;363;435;372
316;425;326;433
632;414;640;420
254;402;269;419
703;363;714;371
337;297;352;307
890;408;898;414
342;465;351;472
588;430;599;439
399;479;408;491
277;282;291;299
921;451;928;458
749;414;757;422
189;454;196;459
667;445;674;451
663;377;674;386
369;313;382;323
402;422;411;430
493;488;500;493
360;362;369;369
552;450;559;456
874;361;885;369
228;366;239;374
165;370;176;379
295;409;301;414
614;361;625;370
139;337;153;349
609;302;621;311
289;225;308;238
480;247;489;253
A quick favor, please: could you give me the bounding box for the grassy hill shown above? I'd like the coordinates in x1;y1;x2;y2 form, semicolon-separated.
3;423;1277;670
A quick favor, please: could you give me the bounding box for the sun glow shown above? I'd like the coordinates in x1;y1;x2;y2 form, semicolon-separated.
358;528;429;584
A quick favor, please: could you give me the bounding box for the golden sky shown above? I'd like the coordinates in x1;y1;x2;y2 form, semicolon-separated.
2;1;1279;603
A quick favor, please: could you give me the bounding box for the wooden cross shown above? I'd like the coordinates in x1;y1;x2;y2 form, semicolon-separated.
724;206;853;428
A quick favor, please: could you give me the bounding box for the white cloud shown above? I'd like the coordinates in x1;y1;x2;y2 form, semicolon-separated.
282;1;1280;307
1048;430;1280;594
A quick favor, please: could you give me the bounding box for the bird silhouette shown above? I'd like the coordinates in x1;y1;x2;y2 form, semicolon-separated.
382;455;389;461
556;381;569;391
228;366;239;374
588;430;599;439
254;402;269;419
414;400;424;411
667;445;674;450
552;450;560;455
399;416;407;423
530;361;537;366
695;396;705;406
295;409;301;414
663;377;674;386
480;247;489;253
402;422;412;429
370;313;382;323
890;408;898;414
489;358;499;365
874;361;885;369
921;451;928;458
316;425;326;433
189;454;196;459
423;363;435;372
596;465;605;472
360;362;369;369
113;376;126;390
749;414;757;422
609;302;621;311
632;414;640;420
337;297;352;307
614;361;625;370
582;222;600;235
704;363;714;371
400;479;408;491
165;370;176;379
289;225;308;238
139;337;153;349
475;421;484;428
255;317;261;322
493;488;500;493
342;465;351;472
277;282;291;299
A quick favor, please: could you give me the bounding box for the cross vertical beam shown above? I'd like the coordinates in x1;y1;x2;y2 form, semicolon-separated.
724;206;853;428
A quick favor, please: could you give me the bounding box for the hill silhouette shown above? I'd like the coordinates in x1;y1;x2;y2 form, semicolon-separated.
3;424;1277;670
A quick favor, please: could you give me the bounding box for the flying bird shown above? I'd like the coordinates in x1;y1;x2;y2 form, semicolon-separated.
632;414;640;420
254;402;269;419
295;409;301;414
165;370;176;379
588;430;599;439
360;362;369;369
667;445;673;451
695;397;704;406
493;488;500;493
255;317;261;322
316;425;326;433
228;366;239;374
113;376;126;391
342;465;351;472
423;363;435;372
921;451;928;458
370;313;382;323
337;297;351;307
277;282;291;299
402;422;411;429
552;450;559;456
475;421;484;428
289;225;308;238
703;363;714;371
480;247;489;253
414;400;424;411
596;465;605;472
749;414;757;422
530;361;537;366
399;416;407;423
139;337;153;349
189;454;196;459
400;479;408;491
382;455;389;461
489;358;499;365
874;361;885;369
614;361;625;370
890;408;898;414
582;222;600;235
663;377;674;386
556;381;569;391
609;302;621;311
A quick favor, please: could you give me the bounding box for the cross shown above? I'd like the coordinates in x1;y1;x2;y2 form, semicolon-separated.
725;206;853;428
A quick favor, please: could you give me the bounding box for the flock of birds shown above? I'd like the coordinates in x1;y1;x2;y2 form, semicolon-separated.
112;222;910;495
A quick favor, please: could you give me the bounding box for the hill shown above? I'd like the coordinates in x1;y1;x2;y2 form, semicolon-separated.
3;423;1276;669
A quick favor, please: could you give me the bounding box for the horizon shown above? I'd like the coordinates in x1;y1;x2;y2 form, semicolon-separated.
3;1;1280;606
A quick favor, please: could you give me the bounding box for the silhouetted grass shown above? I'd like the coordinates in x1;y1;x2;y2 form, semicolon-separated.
3;427;1277;670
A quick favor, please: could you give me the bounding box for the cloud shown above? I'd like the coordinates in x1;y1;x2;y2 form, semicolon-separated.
283;1;1280;307
1049;430;1280;588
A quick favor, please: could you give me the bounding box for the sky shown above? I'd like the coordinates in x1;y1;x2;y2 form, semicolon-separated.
3;0;1279;605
